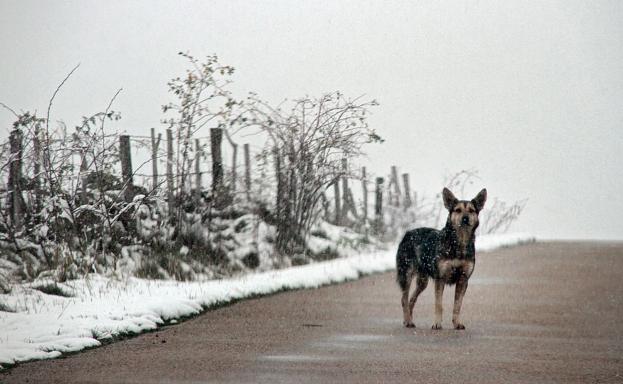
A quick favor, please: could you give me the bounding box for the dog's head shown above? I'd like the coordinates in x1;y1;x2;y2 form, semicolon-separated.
442;187;487;231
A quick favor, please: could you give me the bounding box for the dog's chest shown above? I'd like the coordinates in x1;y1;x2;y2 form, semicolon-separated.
436;258;475;283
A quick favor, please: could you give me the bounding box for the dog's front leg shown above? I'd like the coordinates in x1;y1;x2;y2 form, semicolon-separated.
432;279;444;329
452;278;468;330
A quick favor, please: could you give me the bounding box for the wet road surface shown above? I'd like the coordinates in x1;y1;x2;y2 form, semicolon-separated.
2;241;623;383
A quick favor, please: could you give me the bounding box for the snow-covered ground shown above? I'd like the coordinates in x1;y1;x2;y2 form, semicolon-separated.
0;232;534;369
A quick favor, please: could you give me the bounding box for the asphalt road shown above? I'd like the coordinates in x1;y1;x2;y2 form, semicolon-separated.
2;241;623;383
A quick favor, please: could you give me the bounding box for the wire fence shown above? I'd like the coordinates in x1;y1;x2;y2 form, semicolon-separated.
0;124;425;240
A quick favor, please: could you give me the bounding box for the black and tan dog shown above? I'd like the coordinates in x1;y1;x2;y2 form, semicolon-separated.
396;187;487;329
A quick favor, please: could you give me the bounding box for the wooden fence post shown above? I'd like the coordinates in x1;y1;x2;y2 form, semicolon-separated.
375;177;384;217
320;192;330;222
341;158;348;223
231;142;238;196
8;129;23;231
273;147;282;221
119;135;133;202
80;151;88;204
333;179;341;225
361;167;368;223
166;128;175;216
33;126;42;213
374;176;384;233
347;188;358;219
391;165;401;207
210;128;223;200
151;128;161;191
244;143;251;200
194;138;202;204
402;173;412;209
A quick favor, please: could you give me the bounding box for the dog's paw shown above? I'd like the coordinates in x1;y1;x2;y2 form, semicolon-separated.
403;321;415;328
431;323;443;330
454;323;466;330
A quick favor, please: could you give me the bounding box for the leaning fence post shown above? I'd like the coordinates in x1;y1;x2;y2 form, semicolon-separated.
119;135;133;202
8;129;24;231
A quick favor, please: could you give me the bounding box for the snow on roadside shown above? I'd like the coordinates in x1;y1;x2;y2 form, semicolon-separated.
474;232;535;252
0;232;535;369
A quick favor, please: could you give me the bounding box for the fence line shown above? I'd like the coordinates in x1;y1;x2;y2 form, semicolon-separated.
2;125;416;231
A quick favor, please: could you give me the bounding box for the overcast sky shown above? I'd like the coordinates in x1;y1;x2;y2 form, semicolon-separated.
1;0;622;239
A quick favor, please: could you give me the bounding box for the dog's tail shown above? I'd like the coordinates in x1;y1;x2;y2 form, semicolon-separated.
396;233;414;291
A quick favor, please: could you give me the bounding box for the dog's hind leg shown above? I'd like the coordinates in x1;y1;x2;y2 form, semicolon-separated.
407;275;428;327
400;268;415;327
452;278;469;330
432;279;445;330
403;275;428;328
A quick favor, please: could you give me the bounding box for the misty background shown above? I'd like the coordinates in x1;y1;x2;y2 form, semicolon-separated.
0;0;621;240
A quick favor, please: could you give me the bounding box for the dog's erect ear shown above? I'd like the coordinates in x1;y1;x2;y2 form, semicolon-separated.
472;188;487;212
442;188;458;210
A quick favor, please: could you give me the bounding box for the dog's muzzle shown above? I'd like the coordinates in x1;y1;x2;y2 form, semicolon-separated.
461;216;470;225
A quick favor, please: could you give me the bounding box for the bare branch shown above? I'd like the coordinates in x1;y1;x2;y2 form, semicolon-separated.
46;63;80;134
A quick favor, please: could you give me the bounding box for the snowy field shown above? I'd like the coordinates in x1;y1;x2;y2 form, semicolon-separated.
0;233;534;369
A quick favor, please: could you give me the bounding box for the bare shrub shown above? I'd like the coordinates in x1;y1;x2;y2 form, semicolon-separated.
244;92;382;254
383;169;527;238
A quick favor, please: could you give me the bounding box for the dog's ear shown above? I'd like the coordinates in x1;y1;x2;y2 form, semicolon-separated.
472;188;487;212
442;188;458;210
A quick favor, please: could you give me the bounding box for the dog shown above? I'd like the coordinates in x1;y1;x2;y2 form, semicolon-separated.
396;187;487;330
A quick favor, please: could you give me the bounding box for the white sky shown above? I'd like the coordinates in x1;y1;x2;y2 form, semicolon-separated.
1;0;622;239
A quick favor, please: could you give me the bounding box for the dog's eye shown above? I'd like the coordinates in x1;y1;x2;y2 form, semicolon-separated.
468;208;475;213
453;208;461;213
